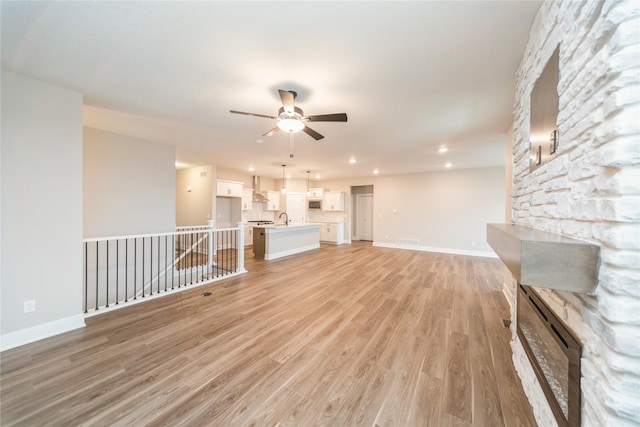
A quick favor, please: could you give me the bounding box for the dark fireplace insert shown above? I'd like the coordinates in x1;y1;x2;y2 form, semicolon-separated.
517;284;581;427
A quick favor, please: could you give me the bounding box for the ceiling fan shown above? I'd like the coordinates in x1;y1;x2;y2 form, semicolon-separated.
230;89;347;141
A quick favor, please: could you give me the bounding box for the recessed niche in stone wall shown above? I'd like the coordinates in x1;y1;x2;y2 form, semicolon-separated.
529;46;559;172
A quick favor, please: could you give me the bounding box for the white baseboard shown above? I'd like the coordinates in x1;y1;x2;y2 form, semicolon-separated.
372;242;498;258
1;314;85;352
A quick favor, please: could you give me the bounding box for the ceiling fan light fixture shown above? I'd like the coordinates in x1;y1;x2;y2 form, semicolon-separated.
277;118;305;133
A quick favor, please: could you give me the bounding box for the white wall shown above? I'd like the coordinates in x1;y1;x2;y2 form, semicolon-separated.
1;71;84;349
320;166;505;255
83;127;176;237
176;165;214;226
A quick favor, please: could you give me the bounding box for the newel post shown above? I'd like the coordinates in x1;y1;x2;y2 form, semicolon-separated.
237;222;245;273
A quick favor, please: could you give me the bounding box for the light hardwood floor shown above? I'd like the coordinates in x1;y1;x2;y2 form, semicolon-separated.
1;242;537;426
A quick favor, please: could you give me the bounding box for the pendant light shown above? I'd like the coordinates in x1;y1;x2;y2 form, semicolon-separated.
306;171;311;196
281;164;287;194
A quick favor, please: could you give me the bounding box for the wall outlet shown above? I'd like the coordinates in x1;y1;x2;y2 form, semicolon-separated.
471;241;477;246
24;300;36;313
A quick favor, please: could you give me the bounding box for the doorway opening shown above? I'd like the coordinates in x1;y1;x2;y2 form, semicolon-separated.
351;185;374;242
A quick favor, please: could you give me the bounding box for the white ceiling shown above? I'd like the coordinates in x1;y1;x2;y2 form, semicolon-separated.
1;1;541;181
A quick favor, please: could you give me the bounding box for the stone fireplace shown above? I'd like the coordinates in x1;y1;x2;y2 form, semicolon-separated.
495;1;639;426
487;222;599;425
517;284;581;427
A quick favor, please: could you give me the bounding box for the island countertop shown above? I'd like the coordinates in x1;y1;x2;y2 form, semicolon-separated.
258;222;321;231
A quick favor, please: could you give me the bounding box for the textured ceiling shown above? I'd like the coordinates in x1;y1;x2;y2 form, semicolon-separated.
1;1;541;180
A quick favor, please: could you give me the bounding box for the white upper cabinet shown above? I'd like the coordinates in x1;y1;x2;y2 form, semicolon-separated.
216;180;243;198
242;189;253;211
265;191;280;211
307;188;324;199
323;191;345;211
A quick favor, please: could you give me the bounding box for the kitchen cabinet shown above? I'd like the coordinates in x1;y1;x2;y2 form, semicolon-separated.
319;222;344;244
323;192;345;211
242;189;253;211
264;191;280;211
244;225;253;247
307;188;324;199
217;180;243;198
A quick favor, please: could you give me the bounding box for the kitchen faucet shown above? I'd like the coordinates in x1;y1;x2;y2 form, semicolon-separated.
278;212;289;225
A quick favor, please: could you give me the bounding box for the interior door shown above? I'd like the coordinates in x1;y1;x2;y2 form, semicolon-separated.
356;194;374;241
286;192;306;224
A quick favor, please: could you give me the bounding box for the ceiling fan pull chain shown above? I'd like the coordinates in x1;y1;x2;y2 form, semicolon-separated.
290;133;294;158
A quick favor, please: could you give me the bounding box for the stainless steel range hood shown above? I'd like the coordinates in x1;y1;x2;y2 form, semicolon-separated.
251;176;269;202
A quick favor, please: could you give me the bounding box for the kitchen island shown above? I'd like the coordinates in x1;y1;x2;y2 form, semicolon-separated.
252;223;321;260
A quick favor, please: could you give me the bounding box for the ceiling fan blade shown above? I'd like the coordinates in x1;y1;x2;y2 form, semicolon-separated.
306;113;348;122
278;89;295;113
230;110;277;119
263;127;280;137
303;125;324;140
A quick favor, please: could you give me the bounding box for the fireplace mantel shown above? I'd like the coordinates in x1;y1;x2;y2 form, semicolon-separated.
487;223;600;294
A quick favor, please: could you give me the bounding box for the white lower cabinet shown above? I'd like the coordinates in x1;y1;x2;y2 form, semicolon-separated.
244;226;253;247
318;222;344;244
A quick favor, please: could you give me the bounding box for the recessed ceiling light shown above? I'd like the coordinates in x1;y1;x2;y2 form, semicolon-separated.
248;166;254;172
438;146;448;153
256;139;263;144
445;162;452;168
315;174;320;179
373;169;379;174
349;158;356;164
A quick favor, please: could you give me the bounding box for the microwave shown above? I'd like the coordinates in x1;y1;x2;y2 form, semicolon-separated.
308;200;322;210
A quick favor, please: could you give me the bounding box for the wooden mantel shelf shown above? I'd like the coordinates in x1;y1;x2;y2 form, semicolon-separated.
487;223;600;294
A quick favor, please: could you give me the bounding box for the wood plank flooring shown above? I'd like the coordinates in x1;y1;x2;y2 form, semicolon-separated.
1;242;537;426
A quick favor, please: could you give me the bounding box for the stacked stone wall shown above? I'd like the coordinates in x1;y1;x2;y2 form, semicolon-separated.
510;1;639;425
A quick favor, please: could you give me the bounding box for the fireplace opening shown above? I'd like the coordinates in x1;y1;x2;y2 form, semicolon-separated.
517;284;581;427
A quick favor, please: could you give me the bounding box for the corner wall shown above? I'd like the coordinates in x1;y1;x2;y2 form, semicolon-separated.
1;71;84;350
510;1;640;425
176;166;215;226
83;127;176;237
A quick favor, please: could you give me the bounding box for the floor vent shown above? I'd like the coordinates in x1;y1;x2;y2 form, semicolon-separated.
396;238;420;246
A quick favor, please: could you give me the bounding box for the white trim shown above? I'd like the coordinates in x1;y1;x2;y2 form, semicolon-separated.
84;269;247;318
264;243;320;260
372;242;498;258
1;314;85;352
83;226;239;243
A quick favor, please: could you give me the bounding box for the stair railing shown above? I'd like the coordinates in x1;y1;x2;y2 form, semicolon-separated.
82;224;245;314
